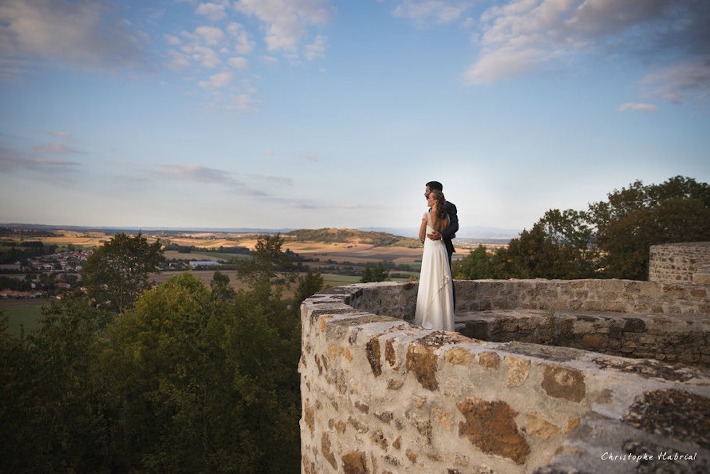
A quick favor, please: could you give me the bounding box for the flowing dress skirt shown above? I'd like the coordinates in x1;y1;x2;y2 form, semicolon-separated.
414;231;454;331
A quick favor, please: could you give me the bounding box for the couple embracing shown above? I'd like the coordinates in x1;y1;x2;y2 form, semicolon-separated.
414;181;458;331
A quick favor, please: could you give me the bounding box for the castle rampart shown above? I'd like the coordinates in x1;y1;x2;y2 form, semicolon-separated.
300;278;710;473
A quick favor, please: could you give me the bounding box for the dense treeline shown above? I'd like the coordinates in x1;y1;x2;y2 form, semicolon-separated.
454;176;710;281
1;234;322;473
0;241;59;264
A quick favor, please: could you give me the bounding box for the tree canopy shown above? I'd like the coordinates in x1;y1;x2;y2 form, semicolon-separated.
454;176;710;281
2;235;322;473
81;232;165;312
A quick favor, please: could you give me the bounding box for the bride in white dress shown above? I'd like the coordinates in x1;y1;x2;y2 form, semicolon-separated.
414;189;455;331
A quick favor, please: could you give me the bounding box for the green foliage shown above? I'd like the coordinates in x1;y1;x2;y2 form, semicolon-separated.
236;234;294;283
457;176;710;281
0;297;113;473
453;245;494;280
589;176;710;279
81;233;165;313
1;234;323;473
360;261;390;282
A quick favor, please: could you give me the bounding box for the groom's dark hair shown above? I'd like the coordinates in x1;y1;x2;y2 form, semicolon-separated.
426;181;443;192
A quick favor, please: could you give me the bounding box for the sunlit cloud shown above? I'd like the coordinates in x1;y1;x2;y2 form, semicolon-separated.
32;143;87;155
234;0;333;60
0;144;80;176
641;56;710;103
0;0;149;76
247;174;294;187
198;70;234;89
305;35;326;61
392;0;476;25
156;164;239;186
618;103;657;113
194;25;226;47
196;2;228;21
228;57;248;69
227;22;255;55
462;0;710;103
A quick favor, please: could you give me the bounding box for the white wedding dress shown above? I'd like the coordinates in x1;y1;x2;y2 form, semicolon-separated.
414;211;455;331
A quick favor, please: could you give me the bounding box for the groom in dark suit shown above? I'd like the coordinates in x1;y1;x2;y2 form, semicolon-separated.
424;180;459;266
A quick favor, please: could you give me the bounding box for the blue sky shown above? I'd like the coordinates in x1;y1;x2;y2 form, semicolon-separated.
1;0;708;237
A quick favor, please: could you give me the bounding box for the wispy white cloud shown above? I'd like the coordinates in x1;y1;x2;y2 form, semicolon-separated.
0;0;149;76
247;174;294;187
462;0;710;103
199;70;234;89
641;56;710;103
32;143;87;155
156;164;239;186
0;143;80;176
228;56;249;69
618;102;657;113
234;0;333;60
392;0;477;25
196;2;228;21
227;22;255;55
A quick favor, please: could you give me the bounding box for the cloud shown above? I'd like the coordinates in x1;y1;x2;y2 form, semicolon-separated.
618;103;657;113
247;174;294;187
0;143;80;176
463;0;710;102
228;57;249;69
305;35;326;60
227;22;256;55
157;164;239;186
196;2;228;21
0;0;148;75
32;143;87;155
234;0;332;59
641;56;710;103
392;0;476;25
199;70;234;89
194;25;226;46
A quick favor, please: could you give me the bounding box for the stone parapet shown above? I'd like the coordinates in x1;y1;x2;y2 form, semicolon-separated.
649;242;710;283
300;281;710;473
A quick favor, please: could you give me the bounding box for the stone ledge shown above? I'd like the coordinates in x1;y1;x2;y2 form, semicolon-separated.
300;281;710;473
455;309;710;367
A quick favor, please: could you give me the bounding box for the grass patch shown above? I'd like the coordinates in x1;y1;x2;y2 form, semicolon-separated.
0;299;45;336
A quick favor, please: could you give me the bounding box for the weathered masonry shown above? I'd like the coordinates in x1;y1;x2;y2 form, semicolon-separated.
649;242;710;284
299;245;710;473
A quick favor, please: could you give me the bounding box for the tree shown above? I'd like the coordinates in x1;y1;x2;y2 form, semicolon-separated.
361;262;390;282
0;297;113;473
236;234;294;283
453;245;493;280
589;176;710;279
466;176;710;281
210;270;236;301
81;233;165;312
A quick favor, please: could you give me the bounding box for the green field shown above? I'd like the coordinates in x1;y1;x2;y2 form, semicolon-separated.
1;299;45;336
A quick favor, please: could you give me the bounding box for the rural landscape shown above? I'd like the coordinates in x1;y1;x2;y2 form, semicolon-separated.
0;224;495;334
1;176;708;472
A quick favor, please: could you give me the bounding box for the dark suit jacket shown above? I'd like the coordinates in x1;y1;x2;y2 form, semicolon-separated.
441;200;458;258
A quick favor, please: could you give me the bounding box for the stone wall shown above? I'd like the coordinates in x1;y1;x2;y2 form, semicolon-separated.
300;280;710;473
649;242;710;284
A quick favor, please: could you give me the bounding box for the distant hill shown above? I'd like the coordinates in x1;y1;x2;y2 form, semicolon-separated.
1;223;519;243
287;228;418;247
359;226;520;240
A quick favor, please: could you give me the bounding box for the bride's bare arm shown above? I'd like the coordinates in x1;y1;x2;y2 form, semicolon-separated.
419;215;427;243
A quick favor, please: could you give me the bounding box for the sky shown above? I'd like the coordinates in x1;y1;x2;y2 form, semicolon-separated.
1;0;709;237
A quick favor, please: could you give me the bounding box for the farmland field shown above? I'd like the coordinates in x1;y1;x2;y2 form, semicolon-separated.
0;299;45;336
1;227;497;335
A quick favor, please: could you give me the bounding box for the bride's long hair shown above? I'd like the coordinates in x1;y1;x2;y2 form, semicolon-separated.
429;189;449;232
